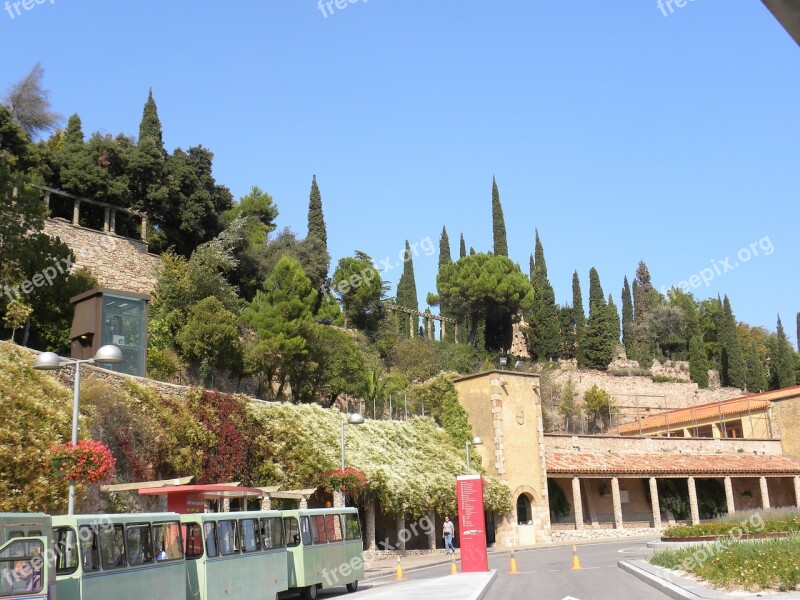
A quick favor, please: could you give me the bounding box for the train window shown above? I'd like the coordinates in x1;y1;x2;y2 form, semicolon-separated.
78;526;100;572
260;518;284;550
7;532;23;540
99;524;127;570
283;518;300;547
53;527;79;575
203;522;218;558
310;515;327;544
325;515;343;542
126;525;154;566
183;523;203;560
300;517;312;546
344;515;362;541
153;522;183;561
240;519;259;553
0;539;44;596
217;521;240;556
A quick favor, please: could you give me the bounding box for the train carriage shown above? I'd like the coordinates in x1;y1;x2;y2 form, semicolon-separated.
0;514;55;600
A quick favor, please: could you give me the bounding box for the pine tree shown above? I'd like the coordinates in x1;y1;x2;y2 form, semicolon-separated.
769;315;797;389
64;114;84;146
396;240;419;337
439;226;451;266
688;334;710;388
582;270;616;370
719;296;746;389
525;231;560;360
572;271;586;366
491;176;508;257
139;88;163;146
469;247;475;256
459;233;466;259
621;276;634;358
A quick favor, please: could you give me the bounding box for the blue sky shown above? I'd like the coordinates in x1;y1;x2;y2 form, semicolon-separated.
2;1;798;344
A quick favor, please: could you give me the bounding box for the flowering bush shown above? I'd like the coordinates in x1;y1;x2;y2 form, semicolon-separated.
48;440;116;483
320;468;366;497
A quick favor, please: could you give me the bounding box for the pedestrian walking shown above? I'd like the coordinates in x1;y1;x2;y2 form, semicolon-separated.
442;516;455;554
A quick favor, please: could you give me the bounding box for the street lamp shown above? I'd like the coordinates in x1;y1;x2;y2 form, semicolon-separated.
34;345;124;514
339;412;365;506
465;436;483;475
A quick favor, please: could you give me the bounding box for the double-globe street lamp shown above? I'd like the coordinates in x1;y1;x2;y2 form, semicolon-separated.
339;412;365;507
465;436;483;474
33;345;124;515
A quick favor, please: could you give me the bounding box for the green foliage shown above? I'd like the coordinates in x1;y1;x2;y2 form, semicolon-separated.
3;299;32;341
720;296;746;389
582;385;614;433
525;230;561;361
395;240;419;336
768;316;796;390
307;175;328;248
459;233;466;259
547;479;571;520
621;276;634;357
252;228;330;296
4;63;61;138
223;186;278;248
582;271;617;370
633;261;661;366
689;335;710;388
331;253;384;332
557;377;580;433
572;271;586;365
438;226;451;266
491;176;508;257
655;479;690;520
408;373;473;450
176;297;242;386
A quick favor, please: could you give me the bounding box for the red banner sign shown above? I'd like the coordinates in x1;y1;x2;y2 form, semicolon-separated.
456;475;489;572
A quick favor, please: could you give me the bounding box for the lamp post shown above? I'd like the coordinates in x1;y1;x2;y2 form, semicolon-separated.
465;436;483;475
339;412;365;506
34;345;124;514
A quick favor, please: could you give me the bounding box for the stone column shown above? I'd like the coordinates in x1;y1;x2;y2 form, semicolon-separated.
611;477;623;530
260;495;272;511
109;209;116;234
426;316;432;340
427;510;436;550
409;314;414;338
299;496;308;510
365;498;377;551
72;199;81;225
222;498;231;513
724;477;735;514
103;206;111;232
454;323;459;344
140;215;148;241
649;477;662;529
44;191;50;210
760;476;771;510
571;478;584;530
396;514;406;552
794;476;800;509
687;477;700;525
441;320;446;341
333;491;344;508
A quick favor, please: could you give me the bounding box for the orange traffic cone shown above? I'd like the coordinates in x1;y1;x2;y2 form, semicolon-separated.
509;550;519;574
450;557;458;575
571;544;582;570
395;557;405;580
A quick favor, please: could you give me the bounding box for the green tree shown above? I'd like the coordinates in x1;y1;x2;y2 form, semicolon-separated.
176;297;242;386
558;305;577;359
633;261;660;367
558;377;580;433
572;271;586;366
331;253;383;331
241;256;318;401
719;295;746;389
437;253;533;349
396;240;419;337
583;385;615;433
608;294;621;345
688;334;709;388
459;233;466;259
130;90;169;233
491;176;508;257
738;324;768;393
303;325;368;405
306;175;330;276
768;315;797;390
439;226;451;266
581;269;616;370
3;299;31;342
524;230;560;360
621;276;634;358
409;374;473;449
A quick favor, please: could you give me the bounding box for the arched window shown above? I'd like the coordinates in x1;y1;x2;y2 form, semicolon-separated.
516;494;532;525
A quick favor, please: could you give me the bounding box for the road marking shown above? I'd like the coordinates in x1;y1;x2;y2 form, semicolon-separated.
562;596;582;600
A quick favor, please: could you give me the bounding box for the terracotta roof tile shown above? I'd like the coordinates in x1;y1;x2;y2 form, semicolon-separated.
616;397;771;435
545;452;800;476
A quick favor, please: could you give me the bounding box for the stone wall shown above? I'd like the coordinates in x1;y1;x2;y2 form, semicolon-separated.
551;527;662;542
771;395;800;458
544;434;784;457
44;218;162;295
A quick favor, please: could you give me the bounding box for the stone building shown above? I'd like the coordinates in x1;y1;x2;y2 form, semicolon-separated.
454;371;800;547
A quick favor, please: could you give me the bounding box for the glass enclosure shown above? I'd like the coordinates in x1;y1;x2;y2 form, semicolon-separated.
101;294;147;376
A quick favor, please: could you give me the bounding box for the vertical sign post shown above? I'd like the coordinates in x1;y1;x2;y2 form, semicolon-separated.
456;474;489;572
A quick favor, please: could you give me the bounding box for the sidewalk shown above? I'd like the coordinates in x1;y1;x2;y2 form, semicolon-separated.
356;570;497;600
619;559;800;600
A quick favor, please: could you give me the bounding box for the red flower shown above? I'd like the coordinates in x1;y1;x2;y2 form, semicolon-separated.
48;440;116;483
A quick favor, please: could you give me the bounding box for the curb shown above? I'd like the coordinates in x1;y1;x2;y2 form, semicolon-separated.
618;559;702;600
473;569;498;600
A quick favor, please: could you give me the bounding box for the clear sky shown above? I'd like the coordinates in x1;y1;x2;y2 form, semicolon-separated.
2;1;798;344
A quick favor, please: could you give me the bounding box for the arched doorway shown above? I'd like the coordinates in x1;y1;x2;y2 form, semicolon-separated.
517;493;533;525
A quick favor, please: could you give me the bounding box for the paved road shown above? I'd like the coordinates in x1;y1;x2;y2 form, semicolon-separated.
484;539;672;600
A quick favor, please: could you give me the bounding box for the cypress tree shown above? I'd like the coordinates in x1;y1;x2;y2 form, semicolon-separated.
529;254;535;282
608;294;621;345
64;114;84;146
572;271;586;366
526;231;560;360
459;233;466;259
439;226;451;266
307;174;328;248
688;334;710;388
396;240;419;337
621;276;634;358
741;334;767;392
588;267;604;313
769;315;796;389
491;176;508;257
469;247;475;256
633;261;658;368
582;269;615;370
796;312;800;352
720;295;746;389
139;88;163;147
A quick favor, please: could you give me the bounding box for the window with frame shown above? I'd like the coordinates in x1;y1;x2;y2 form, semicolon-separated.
183;523;204;560
217;521;240;556
98;524;127;570
343;515;362;541
125;525;154;566
53;527;79;575
325;514;343;542
310;515;327;544
284;518;300;547
259;518;284;550
240;519;260;553
78;526;100;573
153;522;183;561
300;517;312;546
0;539;44;596
203;522;219;558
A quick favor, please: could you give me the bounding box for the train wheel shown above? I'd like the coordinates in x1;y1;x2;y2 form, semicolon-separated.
346;580;359;593
303;584;318;599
